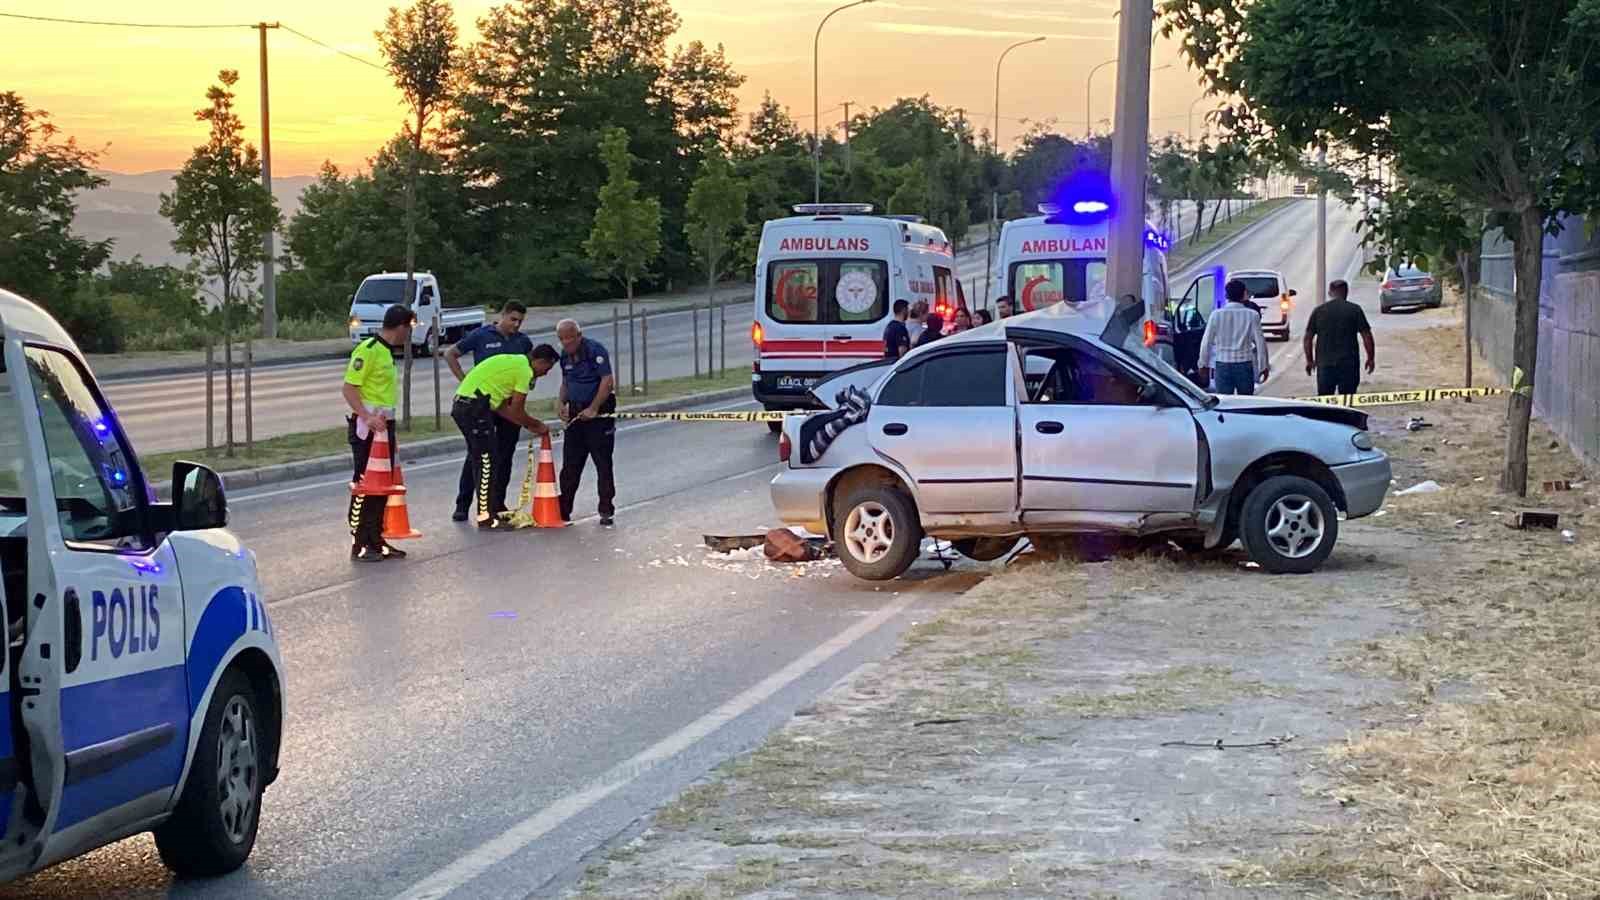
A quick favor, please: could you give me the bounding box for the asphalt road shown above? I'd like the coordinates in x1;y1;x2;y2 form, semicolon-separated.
0;196;1365;900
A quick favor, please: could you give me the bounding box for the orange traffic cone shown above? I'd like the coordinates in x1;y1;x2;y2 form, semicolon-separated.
352;425;402;496
382;463;422;540
531;432;565;528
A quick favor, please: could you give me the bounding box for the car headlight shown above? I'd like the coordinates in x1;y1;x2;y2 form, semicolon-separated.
1352;431;1374;451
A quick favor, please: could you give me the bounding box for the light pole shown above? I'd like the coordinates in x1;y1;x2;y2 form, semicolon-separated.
1088;60;1170;138
814;0;875;203
990;36;1045;306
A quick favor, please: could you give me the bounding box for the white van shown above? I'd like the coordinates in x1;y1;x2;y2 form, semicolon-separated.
0;288;283;882
752;204;968;427
990;205;1173;328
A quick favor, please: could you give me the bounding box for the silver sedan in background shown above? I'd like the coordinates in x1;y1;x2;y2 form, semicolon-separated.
771;298;1391;580
1380;264;1443;312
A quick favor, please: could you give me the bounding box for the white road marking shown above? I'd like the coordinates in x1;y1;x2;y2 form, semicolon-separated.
389;589;922;900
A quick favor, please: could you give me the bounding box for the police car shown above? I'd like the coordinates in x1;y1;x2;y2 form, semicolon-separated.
751;203;968;430
0;288;283;881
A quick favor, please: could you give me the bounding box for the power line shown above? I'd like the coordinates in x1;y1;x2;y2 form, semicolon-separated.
281;25;389;74
0;10;253;29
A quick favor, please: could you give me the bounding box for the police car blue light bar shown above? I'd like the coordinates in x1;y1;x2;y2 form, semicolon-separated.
792;203;875;215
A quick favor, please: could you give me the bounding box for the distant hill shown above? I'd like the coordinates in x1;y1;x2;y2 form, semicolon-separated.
73;170;317;269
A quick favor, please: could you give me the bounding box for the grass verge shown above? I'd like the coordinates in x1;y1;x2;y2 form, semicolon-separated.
1169;197;1297;270
144;367;750;476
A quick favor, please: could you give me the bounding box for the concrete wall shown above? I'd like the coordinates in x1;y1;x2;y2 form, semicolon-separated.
1473;218;1600;469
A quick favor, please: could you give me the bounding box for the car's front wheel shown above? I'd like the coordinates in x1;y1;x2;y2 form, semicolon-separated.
833;486;922;580
1240;475;1338;574
154;669;264;877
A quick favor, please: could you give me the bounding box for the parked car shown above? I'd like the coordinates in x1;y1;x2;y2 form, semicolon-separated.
1379;265;1442;313
770;297;1391;579
347;272;485;355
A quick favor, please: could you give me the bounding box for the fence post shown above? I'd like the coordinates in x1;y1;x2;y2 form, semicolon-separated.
719;297;727;376
611;305;620;391
431;325;442;430
205;342;215;452
692;305;701;378
641;310;649;396
244;335;254;455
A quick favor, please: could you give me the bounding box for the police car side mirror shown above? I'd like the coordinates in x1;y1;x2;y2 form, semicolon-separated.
172;461;228;531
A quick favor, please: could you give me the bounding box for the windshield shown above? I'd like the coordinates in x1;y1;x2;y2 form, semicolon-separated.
1237;276;1281;298
354;279;408;306
1111;329;1212;406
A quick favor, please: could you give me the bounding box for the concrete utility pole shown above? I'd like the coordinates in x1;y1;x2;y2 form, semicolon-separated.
1105;0;1154;309
814;0;874;203
258;22;281;339
1316;145;1328;305
841;101;854;174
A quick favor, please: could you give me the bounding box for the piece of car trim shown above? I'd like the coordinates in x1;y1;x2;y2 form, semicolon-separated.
1022;475;1192;489
63;723;176;786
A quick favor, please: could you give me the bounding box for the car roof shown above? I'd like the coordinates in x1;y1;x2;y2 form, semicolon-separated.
1228;269;1282;279
0;287;81;352
365;272;437;281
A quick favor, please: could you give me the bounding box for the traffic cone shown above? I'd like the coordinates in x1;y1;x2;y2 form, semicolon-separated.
531;432;565;528
382;463;422;540
351;426;402;496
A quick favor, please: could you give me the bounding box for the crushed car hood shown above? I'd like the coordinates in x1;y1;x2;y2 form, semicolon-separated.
1208;395;1369;430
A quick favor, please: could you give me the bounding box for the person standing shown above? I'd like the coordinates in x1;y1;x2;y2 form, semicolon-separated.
915;312;945;348
995;296;1014;319
342;305;411;562
951;307;974;333
882;299;912;359
452;346;557;529
1198;278;1270;395
974;309;994;326
556;319;617;526
906;299;929;344
446;301;533;521
1304;279;1376;395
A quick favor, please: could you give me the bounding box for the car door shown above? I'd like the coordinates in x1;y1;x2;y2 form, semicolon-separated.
19;345;189;841
1015;338;1199;514
1169;270;1219;375
868;344;1017;514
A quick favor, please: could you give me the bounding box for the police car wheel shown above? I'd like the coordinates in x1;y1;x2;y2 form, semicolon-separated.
154;669;263;877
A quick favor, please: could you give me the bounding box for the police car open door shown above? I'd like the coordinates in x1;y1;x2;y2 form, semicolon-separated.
2;334;190;865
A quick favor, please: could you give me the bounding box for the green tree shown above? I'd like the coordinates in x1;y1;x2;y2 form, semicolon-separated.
586;127;662;384
0;93;110;304
378;0;460;428
159;69;282;457
1160;0;1600;495
669;41;745;155
684;149;748;374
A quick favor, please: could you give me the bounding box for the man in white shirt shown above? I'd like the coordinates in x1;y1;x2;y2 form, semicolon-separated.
1197;279;1270;395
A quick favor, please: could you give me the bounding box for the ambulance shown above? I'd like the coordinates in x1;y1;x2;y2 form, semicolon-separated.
0;287;283;882
752;203;968;429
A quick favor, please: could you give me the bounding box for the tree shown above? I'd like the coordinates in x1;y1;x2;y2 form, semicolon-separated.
1160;0;1600;496
669;41;745;155
378;0;460;429
744;92;806;157
0;93;110;303
684;149;748;374
159;70;281;457
586;127;662;385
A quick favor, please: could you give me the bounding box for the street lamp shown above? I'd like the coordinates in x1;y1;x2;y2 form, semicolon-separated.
814;0;875;203
1087;60;1171;137
989;36;1045;306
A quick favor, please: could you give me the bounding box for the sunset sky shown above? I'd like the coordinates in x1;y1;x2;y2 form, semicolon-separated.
2;1;1209;176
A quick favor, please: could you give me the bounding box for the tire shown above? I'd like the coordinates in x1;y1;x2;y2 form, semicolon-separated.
952;536;1020;562
832;485;922;580
767;420;783;434
1240;475;1338;574
154;669;264;877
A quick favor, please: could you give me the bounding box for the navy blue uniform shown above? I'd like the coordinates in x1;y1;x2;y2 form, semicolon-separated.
558;338;616;520
452;325;535;518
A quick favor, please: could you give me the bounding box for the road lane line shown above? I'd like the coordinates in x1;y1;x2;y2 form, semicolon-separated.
389;590;923;900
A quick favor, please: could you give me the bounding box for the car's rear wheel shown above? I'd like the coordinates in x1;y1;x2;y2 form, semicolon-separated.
833;486;922;580
951;537;1020;562
1240;475;1338;574
155;668;263;877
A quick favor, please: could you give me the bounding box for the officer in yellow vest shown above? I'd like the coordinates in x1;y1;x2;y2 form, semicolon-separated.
342;305;411;562
453;344;559;528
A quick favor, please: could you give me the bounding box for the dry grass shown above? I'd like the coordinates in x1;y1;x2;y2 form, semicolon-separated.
1052;665;1278;718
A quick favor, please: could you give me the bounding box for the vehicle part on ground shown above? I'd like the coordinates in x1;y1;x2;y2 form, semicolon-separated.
154;669;264;876
1240;475;1339;574
832;486;922;580
951;536;1021;562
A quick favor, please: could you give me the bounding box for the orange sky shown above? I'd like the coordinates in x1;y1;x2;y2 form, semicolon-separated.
1;1;1211;175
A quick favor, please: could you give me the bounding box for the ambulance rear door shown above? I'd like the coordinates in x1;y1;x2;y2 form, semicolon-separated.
1003;221;1110;312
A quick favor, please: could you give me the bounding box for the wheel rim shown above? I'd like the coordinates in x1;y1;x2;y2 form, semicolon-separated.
844;501;895;564
1264;493;1325;559
216;695;259;845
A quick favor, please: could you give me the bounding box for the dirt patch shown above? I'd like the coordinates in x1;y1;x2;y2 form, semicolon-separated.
565;303;1597;899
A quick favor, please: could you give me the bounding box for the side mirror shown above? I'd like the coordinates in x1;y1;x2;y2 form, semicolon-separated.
172;461;227;531
1288;289;1299;297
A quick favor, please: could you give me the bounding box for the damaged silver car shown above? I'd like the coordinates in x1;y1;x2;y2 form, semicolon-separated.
770;297;1392;580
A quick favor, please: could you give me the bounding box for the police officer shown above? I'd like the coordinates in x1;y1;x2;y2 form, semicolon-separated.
446;301;533;521
452;345;559;529
342;304;411;562
555;319;616;526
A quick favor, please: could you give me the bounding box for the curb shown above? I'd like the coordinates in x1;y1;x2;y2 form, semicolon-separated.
154;385;754;498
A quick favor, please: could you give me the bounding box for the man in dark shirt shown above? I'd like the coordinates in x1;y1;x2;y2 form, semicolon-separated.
882;299;912;359
556;318;617;526
446;301;533;520
1303;280;1377;395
